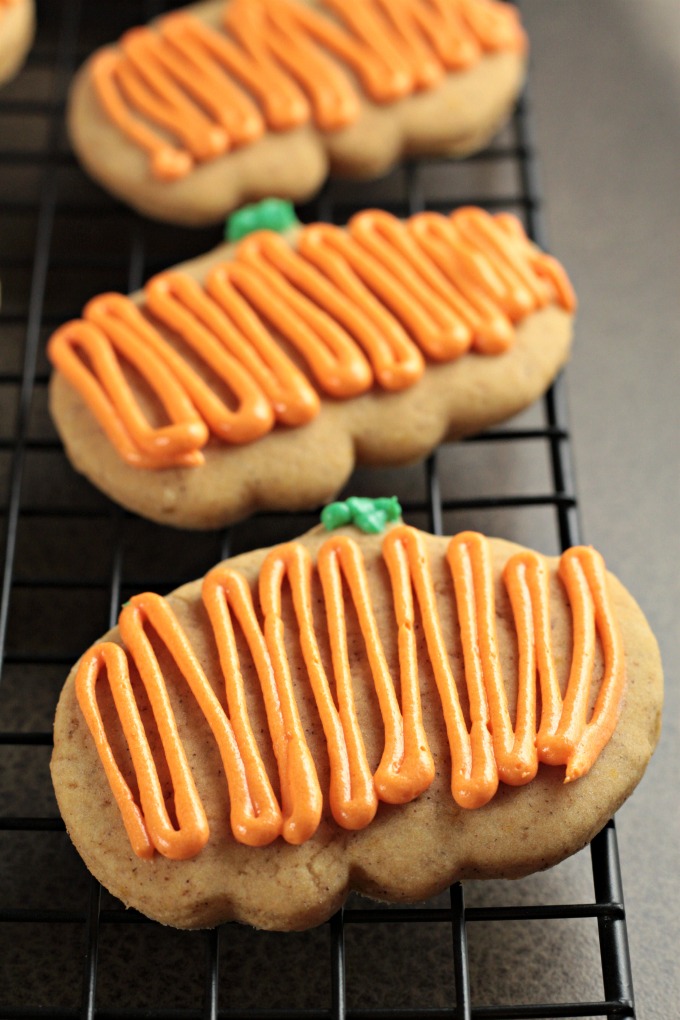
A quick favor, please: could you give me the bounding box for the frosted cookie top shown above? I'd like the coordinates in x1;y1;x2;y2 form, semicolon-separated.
47;205;575;471
52;498;662;929
74;514;624;861
89;0;527;181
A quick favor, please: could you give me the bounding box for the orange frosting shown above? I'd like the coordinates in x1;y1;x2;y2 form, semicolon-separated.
89;0;526;180
75;526;624;859
48;208;575;469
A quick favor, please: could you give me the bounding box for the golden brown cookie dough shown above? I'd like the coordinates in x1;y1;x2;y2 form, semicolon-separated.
50;520;663;931
0;0;34;87
66;0;527;225
48;215;575;531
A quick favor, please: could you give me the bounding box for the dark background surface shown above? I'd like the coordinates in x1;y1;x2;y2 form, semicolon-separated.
521;4;679;1016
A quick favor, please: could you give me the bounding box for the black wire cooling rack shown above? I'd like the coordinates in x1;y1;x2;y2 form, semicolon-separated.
0;2;639;1017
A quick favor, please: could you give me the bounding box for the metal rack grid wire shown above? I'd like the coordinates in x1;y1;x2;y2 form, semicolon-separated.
0;1;638;1018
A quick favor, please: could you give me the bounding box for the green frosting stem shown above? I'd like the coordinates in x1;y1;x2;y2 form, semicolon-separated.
321;496;402;534
226;198;300;243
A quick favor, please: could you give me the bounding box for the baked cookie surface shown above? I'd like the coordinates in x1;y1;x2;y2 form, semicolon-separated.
0;0;34;87
67;0;528;224
48;205;575;530
50;512;663;931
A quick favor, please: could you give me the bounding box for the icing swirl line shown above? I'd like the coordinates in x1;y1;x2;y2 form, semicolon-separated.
75;527;624;858
48;209;576;470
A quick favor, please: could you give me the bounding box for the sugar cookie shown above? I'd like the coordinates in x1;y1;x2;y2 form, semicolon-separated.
50;507;663;930
48;203;575;529
67;0;528;224
0;0;34;87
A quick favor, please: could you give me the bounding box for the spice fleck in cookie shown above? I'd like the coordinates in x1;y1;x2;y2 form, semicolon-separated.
0;0;34;87
67;0;528;224
50;501;663;930
47;202;576;529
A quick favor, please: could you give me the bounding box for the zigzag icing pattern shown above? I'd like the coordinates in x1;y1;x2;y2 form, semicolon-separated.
90;0;526;180
75;526;624;860
48;208;575;469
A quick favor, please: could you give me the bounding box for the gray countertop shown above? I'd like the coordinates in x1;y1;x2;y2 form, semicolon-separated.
521;3;679;1016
